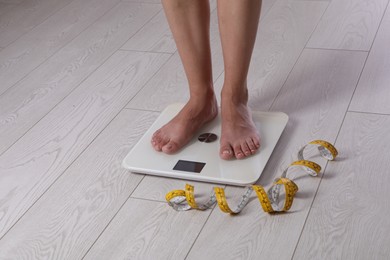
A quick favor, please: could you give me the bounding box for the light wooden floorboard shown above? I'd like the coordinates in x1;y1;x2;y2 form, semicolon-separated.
214;0;328;111
0;50;169;238
260;0;279;15
186;49;367;260
0;3;161;155
0;0;74;48
84;198;211;260
293;112;390;259
0;3;13;16
307;0;389;51
0;109;158;259
349;4;390;114
0;0;121;97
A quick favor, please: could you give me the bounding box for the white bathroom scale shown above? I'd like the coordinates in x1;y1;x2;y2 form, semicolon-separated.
122;103;288;186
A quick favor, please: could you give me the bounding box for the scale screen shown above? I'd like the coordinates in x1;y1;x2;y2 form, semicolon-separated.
173;160;206;173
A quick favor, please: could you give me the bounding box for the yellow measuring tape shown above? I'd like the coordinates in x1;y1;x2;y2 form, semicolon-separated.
165;140;338;214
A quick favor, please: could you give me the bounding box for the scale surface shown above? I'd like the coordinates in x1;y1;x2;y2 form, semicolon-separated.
122;104;288;186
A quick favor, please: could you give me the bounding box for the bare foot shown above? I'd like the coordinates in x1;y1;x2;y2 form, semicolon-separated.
151;95;218;154
220;97;260;160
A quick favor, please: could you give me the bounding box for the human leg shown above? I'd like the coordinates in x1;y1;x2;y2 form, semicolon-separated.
217;0;262;160
151;0;217;154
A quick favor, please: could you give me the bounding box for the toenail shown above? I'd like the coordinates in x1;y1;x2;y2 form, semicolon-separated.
223;150;231;154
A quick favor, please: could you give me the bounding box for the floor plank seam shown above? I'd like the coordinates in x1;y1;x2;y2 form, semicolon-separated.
213;70;225;92
0;0;122;98
122;107;161;113
259;0;278;21
128;196;167;204
347;110;390;116
344;54;371;114
0;2;21;5
81;175;146;259
304;47;369;53
303;0;331;50
120;0;161;4
376;0;390;56
0;0;76;49
118;48;175;55
268;47;303;111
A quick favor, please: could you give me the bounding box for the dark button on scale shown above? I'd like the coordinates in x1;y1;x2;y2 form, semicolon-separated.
198;133;218;143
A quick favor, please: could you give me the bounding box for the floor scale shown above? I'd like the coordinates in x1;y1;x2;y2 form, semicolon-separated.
122;104;288;186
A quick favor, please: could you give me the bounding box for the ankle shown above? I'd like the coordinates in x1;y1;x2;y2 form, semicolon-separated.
189;84;216;104
221;85;249;106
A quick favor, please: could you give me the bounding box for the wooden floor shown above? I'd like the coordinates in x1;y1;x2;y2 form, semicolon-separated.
1;0;390;259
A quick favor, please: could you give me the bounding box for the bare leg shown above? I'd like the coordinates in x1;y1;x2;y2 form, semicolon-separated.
151;0;218;154
218;0;262;160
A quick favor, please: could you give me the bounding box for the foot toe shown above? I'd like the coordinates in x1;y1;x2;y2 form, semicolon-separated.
151;141;161;151
162;141;179;154
246;138;257;154
220;144;234;160
152;129;161;140
151;135;165;151
233;144;245;160
241;142;251;156
253;136;261;148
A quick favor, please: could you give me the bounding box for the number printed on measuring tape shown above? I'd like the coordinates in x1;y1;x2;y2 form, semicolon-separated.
165;140;338;214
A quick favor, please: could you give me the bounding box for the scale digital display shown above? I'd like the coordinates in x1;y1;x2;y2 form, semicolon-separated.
173;160;206;173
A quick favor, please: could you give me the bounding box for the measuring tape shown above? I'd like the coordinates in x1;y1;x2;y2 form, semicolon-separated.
166;140;338;214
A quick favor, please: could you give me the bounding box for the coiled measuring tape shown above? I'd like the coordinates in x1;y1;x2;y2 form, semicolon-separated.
166;140;338;214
